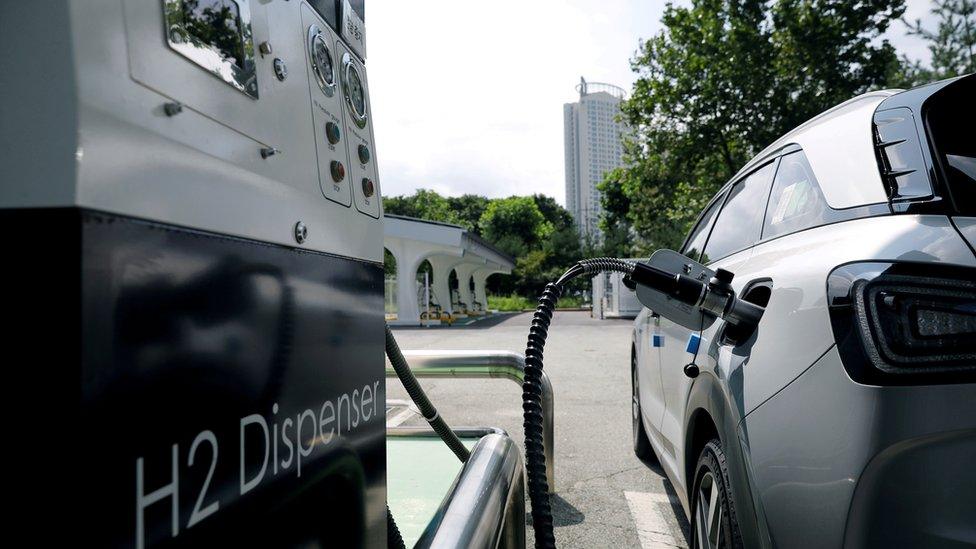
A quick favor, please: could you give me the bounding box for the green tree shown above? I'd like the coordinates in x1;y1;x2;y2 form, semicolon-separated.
606;0;905;250
382;194;416;217
531;194;575;232
479;196;553;257
446;194;490;233
383;189;460;225
898;0;975;85
384;248;396;276
598;168;639;257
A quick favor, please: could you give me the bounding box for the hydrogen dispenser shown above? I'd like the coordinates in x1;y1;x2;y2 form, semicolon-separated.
1;1;385;546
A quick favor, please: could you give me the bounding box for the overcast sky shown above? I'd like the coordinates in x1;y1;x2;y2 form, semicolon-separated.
368;0;938;205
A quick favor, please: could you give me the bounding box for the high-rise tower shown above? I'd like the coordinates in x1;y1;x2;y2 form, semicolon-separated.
564;77;627;240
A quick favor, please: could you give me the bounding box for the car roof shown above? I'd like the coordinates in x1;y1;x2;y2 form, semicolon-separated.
731;90;900;210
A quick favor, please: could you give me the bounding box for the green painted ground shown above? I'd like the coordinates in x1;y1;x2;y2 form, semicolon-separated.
386;437;478;547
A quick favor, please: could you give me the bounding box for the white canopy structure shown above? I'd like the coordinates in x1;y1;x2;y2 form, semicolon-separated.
384;215;514;325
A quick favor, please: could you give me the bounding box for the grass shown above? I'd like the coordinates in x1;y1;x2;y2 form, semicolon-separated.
487;294;534;311
487;293;587;311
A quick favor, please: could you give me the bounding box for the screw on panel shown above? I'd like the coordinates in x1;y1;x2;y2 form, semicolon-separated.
163;102;183;116
294;221;308;245
260;147;279;159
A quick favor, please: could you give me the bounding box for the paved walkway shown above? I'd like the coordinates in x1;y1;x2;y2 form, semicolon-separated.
388;311;690;548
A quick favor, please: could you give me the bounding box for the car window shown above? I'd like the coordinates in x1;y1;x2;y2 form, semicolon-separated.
702;161;775;263
763;151;836;239
681;193;724;262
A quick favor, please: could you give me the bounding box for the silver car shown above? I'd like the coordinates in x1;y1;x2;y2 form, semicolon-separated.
631;74;975;549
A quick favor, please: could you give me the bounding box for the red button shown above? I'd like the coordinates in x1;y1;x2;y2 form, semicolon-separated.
361;177;375;197
330;160;345;182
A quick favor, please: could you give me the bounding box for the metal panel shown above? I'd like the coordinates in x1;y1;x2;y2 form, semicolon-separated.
124;0;275;143
954;216;976;252
2;209;386;547
0;0;384;262
335;39;382;218
718;214;976;417
301;3;354;206
741;346;976;549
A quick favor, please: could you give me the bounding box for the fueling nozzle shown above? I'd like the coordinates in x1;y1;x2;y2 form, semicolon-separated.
629;258;765;333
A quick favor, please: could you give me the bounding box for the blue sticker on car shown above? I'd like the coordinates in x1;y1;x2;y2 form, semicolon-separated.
652;334;664;347
686;333;701;354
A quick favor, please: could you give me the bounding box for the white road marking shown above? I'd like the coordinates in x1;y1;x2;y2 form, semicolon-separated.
386;406;417;428
624;491;689;549
386;399;413;410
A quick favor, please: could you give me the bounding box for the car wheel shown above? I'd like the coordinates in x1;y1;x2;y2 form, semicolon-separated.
631;352;654;461
691;439;743;549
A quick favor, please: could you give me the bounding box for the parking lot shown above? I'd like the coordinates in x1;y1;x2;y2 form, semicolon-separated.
388;311;690;548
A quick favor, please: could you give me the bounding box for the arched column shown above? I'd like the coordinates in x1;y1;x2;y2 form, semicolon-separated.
384;238;460;325
452;262;482;314
386;242;420;325
471;266;503;313
427;255;464;315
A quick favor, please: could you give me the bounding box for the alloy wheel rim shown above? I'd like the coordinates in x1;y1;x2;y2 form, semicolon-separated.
695;471;723;549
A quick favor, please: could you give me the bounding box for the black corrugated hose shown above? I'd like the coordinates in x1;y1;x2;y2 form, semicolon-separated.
522;258;636;549
385;324;471;548
385;324;470;462
387;505;406;549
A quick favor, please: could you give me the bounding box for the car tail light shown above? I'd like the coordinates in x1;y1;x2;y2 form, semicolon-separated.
828;262;976;385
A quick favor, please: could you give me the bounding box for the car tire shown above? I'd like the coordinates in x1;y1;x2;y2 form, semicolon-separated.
691;439;743;549
631;352;654;461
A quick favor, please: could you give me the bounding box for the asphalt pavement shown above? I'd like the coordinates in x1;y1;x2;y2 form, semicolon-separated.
388;311;690;548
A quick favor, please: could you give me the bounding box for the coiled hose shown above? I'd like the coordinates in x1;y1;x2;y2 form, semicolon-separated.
387;505;406;549
385;324;470;462
523;258;636;549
